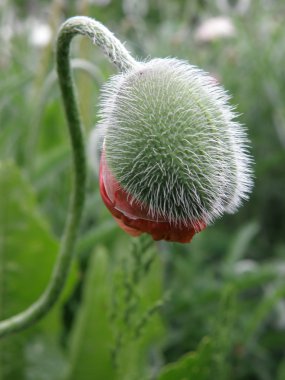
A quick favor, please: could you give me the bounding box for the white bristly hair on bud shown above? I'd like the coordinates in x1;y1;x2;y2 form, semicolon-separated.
90;58;253;228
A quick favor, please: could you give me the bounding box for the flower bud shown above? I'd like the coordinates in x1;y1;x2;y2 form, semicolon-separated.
90;58;253;243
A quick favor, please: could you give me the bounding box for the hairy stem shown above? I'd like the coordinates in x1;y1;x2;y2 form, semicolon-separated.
0;16;137;339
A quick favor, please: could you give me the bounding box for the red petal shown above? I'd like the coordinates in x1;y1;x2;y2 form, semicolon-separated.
99;153;206;243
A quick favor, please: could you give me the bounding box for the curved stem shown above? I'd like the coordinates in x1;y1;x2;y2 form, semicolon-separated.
0;16;137;338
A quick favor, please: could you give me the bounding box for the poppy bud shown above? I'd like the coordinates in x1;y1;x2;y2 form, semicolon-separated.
90;58;253;243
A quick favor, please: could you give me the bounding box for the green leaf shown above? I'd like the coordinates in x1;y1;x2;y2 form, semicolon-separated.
112;236;165;380
277;359;285;380
65;247;116;380
0;161;60;379
157;337;212;380
65;236;165;380
225;222;260;267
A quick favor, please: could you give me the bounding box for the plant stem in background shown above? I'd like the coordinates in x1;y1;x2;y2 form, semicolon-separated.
0;16;137;339
25;0;64;169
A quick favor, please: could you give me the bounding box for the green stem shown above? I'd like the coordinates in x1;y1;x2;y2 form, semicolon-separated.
0;16;137;339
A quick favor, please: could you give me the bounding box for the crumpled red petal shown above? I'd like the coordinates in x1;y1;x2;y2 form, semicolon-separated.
99;152;206;243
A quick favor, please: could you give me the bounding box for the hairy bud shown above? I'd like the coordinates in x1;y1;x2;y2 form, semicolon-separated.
90;58;253;243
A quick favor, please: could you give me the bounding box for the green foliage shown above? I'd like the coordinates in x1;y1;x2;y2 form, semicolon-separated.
157;337;212;380
66;237;165;380
1;1;285;379
65;247;116;380
0;162;59;379
0;162;58;316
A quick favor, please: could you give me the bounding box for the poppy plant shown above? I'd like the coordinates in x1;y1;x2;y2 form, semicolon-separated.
90;58;253;243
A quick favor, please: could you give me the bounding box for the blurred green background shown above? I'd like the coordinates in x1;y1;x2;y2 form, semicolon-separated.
1;0;285;379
